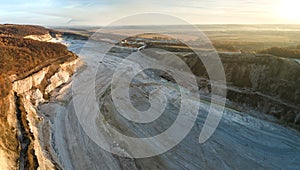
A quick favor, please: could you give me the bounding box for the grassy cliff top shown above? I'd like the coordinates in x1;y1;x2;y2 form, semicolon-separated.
0;24;59;37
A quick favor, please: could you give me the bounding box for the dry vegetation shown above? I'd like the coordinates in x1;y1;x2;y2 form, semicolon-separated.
0;24;53;37
0;25;77;99
259;46;300;59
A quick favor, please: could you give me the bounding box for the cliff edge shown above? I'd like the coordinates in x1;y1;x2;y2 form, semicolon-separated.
0;24;80;170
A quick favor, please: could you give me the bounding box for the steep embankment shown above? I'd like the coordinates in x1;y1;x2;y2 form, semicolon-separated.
181;52;300;128
0;24;80;169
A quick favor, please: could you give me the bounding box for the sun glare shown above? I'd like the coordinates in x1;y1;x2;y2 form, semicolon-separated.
278;0;300;21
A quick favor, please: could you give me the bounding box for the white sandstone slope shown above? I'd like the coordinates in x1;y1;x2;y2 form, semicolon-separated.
10;58;80;169
45;59;78;94
24;33;68;46
12;67;49;94
24;34;53;42
0;58;80;170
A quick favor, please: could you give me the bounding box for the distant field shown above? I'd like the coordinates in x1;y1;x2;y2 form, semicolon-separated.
54;24;300;53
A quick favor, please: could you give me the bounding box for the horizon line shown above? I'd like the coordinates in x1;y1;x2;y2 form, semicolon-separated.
2;23;300;28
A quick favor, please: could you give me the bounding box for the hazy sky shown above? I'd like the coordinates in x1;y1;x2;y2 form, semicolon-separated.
0;0;299;26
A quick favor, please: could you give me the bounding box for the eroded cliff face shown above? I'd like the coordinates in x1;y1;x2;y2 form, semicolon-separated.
0;24;82;169
1;58;80;170
221;54;300;124
24;34;53;42
181;53;300;127
24;33;66;45
0;91;18;170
